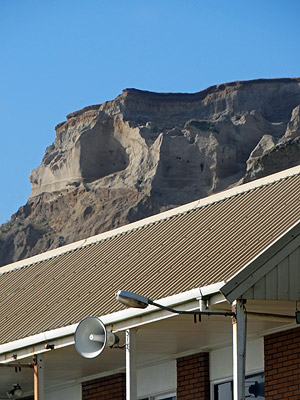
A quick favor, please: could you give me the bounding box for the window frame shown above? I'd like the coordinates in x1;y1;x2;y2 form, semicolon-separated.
154;393;176;400
138;391;176;400
211;370;264;400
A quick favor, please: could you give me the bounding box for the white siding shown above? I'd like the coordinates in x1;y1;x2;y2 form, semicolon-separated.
137;360;177;398
45;384;81;400
243;246;300;301
210;338;264;381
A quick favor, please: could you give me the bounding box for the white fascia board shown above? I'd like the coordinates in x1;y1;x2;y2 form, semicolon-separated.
199;282;225;297
0;325;75;355
220;219;300;304
2;165;300;276
0;284;225;361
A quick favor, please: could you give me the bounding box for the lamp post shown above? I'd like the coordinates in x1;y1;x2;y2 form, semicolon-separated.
116;290;237;400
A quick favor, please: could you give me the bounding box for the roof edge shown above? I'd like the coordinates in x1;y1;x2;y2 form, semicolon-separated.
2;165;300;275
0;283;224;357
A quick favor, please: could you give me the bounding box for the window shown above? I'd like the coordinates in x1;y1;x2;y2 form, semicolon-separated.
214;372;264;400
139;392;176;400
155;395;176;400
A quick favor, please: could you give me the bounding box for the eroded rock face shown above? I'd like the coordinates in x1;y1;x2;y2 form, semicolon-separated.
1;78;300;266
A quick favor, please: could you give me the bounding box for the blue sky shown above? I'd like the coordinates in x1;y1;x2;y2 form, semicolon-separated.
1;0;299;224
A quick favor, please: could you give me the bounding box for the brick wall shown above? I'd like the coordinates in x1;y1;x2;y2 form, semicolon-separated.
82;373;126;400
177;352;210;400
264;327;300;400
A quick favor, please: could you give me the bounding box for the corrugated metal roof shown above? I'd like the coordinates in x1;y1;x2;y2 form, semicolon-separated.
0;168;299;344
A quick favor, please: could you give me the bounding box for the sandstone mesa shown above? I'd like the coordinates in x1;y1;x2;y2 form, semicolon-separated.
1;78;300;266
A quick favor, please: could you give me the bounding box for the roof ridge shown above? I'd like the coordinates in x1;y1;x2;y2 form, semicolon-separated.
1;165;299;275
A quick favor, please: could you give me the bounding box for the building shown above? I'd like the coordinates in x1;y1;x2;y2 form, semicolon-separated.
0;166;300;400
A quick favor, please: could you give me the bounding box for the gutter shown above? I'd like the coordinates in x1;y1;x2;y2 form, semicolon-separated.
0;282;225;360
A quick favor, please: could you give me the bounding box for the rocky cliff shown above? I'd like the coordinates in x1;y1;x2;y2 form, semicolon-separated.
1;78;300;266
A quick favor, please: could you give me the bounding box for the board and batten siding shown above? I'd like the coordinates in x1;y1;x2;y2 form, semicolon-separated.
242;245;300;301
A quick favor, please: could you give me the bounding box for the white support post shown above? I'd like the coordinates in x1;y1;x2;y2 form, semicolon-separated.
34;354;44;400
126;328;137;400
232;299;247;400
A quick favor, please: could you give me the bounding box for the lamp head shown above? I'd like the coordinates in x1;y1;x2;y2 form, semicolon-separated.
116;290;149;309
8;384;22;398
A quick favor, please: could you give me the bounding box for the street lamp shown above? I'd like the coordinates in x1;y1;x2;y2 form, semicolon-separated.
7;384;23;398
116;290;235;318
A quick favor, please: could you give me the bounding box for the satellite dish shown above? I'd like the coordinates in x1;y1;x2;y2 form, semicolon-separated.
74;316;119;358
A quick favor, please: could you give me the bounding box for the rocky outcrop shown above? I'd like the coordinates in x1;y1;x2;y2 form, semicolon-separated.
1;78;300;266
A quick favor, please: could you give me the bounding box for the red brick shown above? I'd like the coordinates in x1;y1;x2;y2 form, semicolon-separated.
82;373;125;400
265;327;300;400
177;353;210;400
